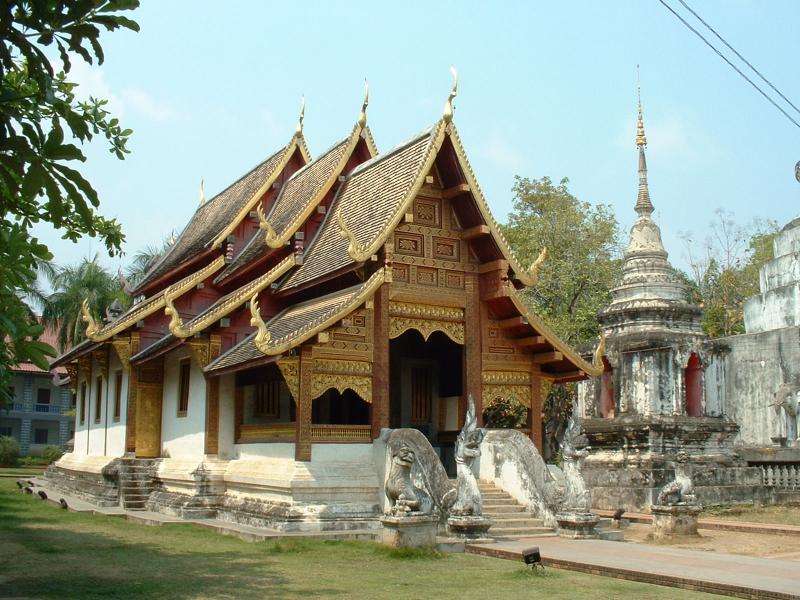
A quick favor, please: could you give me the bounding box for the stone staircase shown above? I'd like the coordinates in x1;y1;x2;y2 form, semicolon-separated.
118;458;158;511
478;480;556;539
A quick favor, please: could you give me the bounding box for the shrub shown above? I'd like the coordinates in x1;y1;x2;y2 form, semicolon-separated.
0;435;20;467
483;396;528;429
41;445;64;464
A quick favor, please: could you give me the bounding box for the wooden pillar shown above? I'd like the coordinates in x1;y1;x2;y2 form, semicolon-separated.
203;335;222;455
371;285;390;439
464;273;483;424
295;346;314;461
125;334;139;453
134;357;163;458
530;372;544;454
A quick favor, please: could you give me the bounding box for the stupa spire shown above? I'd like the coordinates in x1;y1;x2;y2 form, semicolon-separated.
635;70;654;217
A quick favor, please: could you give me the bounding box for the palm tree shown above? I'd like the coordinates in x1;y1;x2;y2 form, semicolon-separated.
124;234;174;289
39;255;130;351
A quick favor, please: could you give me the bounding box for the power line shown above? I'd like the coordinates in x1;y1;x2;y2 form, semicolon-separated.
657;0;800;131
677;0;800;118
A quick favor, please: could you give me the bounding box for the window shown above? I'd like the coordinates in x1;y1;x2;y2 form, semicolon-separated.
0;426;13;437
113;370;123;422
254;381;280;418
37;388;50;405
34;428;48;445
94;375;103;423
410;367;432;423
178;360;191;417
79;382;87;425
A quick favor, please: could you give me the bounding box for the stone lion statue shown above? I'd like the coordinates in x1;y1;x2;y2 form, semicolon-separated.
385;445;422;515
656;451;698;506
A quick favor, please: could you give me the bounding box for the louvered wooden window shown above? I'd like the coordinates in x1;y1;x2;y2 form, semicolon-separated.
113;370;123;422
254;380;280;418
410;367;432;423
178;360;191;417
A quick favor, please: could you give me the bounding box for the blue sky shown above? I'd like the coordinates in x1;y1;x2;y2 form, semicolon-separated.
35;0;800;275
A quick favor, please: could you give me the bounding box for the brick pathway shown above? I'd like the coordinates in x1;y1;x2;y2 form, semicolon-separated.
467;536;800;599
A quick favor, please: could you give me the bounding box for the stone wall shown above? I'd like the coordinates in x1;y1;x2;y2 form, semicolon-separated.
703;326;800;446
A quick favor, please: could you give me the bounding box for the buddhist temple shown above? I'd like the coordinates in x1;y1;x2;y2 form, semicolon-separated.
48;78;599;527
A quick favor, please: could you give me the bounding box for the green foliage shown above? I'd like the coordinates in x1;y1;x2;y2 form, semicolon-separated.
483;396;528;429
501;176;622;346
681;210;778;337
0;436;20;467
0;1;139;407
41;445;64;464
38;255;130;351
501;176;621;457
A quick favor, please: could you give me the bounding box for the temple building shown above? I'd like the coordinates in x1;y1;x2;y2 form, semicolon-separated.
49;81;598;527
578;94;763;511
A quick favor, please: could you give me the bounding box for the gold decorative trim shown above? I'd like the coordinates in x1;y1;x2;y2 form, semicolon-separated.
311;368;372;404
267;119;372;250
256;203;279;247
169;255;298;339
210;134;312;250
442;66;458;124
186;339;210;369
482;370;531;385
65;363;78;394
111;338;132;370
389;316;464;345
277;357;299;402
527;247;547;286
251;268;385;356
84;256;226;342
388;301;463;322
93;349;108;375
483;384;532;408
311;424;371;442
593;332;607;370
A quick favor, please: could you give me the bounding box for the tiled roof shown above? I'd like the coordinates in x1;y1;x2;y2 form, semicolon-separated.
280;128;438;290
206;270;384;373
50;338;99;368
134;145;292;292
267;136;351;242
171;255;299;337
215;129;369;284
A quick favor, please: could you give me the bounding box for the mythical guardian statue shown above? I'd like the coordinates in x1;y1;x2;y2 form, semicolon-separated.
450;395;485;516
559;402;592;512
656;451;699;506
385;445;425;515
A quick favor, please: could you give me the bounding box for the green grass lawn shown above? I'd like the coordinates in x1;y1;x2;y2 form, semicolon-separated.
704;504;800;526
0;479;725;600
0;466;46;477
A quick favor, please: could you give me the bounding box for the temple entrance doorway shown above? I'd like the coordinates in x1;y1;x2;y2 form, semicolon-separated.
389;329;463;475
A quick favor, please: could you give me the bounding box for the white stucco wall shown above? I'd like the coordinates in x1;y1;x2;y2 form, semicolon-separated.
87;353;106;455
105;351;128;457
161;348;207;459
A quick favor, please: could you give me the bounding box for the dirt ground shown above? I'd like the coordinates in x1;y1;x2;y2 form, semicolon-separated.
702;504;800;526
624;523;800;560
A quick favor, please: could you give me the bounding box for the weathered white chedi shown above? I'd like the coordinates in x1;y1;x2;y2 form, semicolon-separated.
578;94;763;511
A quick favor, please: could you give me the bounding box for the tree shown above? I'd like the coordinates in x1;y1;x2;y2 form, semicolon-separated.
124;235;174;289
681;209;778;337
0;1;139;407
501;176;622;459
501;176;622;345
38;255;130;352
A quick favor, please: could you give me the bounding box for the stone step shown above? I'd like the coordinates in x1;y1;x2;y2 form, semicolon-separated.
481;504;527;513
480;492;513;499
488;526;554;535
481;517;543;527
491;532;558;540
486;513;539;522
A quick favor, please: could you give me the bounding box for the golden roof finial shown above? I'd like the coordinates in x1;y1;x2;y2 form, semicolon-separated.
636;65;647;148
295;95;305;136
198;179;206;206
250;294;271;351
358;79;369;129
443;65;458;124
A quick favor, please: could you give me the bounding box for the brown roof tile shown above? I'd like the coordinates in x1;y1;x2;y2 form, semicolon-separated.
206;269;384;372
134;145;292;292
280;128;438;290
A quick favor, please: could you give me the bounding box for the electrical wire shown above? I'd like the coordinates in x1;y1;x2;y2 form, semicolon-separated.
657;0;800;130
677;0;800;118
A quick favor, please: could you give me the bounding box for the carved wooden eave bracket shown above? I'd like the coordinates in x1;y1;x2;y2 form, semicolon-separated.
186;335;221;370
276;357;299;401
388;301;465;345
311;358;372;404
111;338;133;370
64;363;78;394
482;370;532;408
83;256;225;343
250;268;385;356
92;349;108;375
